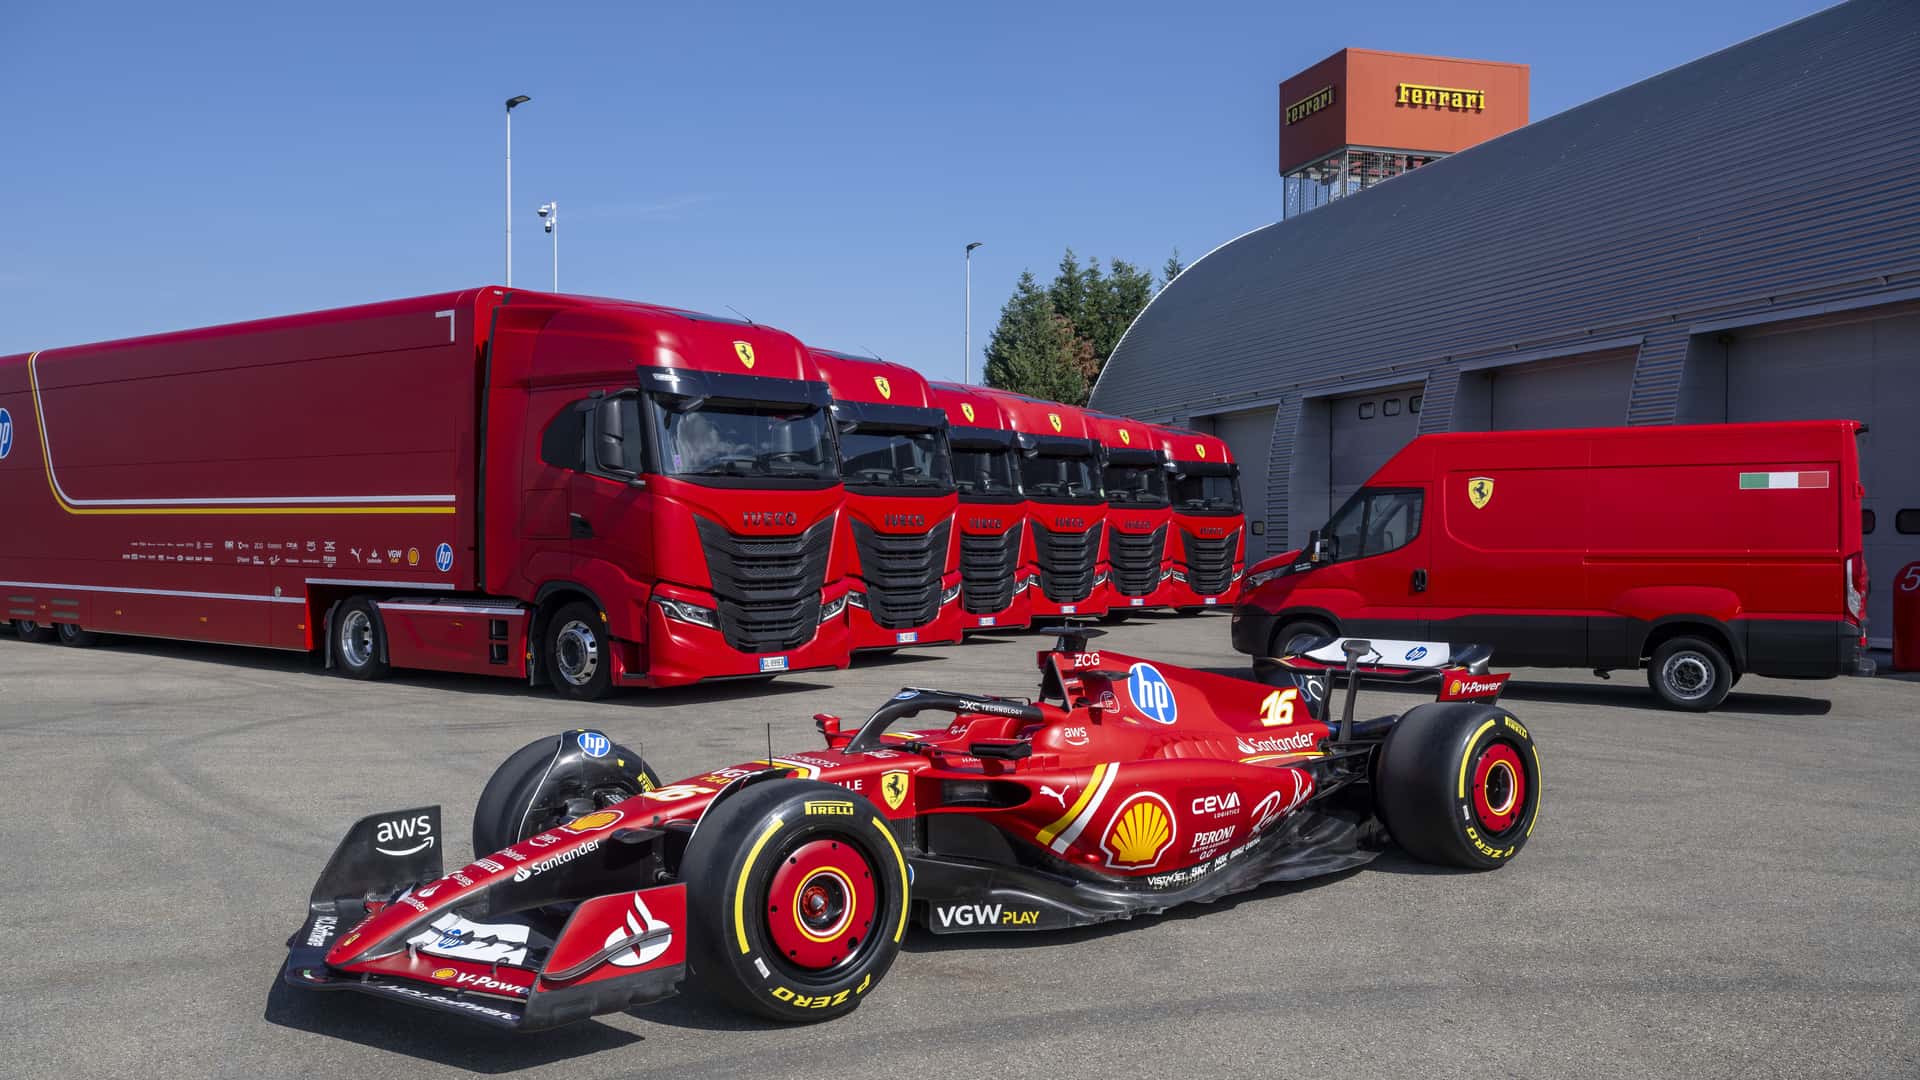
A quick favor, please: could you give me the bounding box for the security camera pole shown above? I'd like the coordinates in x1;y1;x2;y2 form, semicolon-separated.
505;95;531;286
965;241;983;383
538;202;558;292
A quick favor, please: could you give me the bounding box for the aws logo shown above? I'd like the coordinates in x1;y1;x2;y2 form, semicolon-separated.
874;375;892;400
1048;413;1063;433
961;402;976;423
1101;793;1175;869
733;341;756;369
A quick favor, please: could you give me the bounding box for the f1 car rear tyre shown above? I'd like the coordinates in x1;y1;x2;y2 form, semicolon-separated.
330;597;390;680
681;779;908;1022
56;622;100;647
12;619;55;643
1375;702;1541;871
472;730;661;855
544;601;613;701
1647;636;1732;712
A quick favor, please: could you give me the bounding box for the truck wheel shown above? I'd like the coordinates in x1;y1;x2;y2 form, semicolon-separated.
544;601;613;700
56;622;100;647
1272;618;1333;657
472;730;661;855
1648;636;1731;711
1375;702;1541;870
681;779;908;1022
331;597;390;680
12;619;55;643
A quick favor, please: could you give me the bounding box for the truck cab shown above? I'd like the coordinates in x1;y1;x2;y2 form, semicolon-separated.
1154;426;1245;610
978;390;1110;619
1087;411;1174;612
930;381;1034;631
812;351;963;650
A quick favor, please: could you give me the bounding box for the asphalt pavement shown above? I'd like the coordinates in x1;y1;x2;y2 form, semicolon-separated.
2;615;1915;1080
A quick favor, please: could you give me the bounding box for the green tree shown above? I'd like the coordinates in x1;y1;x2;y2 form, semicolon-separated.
984;270;1088;404
1162;248;1184;288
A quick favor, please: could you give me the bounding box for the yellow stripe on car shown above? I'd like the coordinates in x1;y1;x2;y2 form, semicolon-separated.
1036;762;1108;846
733;817;785;953
1458;719;1499;799
870;816;910;943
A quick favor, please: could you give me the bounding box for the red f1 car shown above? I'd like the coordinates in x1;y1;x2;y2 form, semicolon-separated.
284;629;1541;1027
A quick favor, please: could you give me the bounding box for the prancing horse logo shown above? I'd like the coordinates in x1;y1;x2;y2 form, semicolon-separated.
733;341;756;369
874;375;892;399
1468;476;1495;509
881;770;910;811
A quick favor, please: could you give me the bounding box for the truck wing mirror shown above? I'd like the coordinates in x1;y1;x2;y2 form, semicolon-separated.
596;399;633;474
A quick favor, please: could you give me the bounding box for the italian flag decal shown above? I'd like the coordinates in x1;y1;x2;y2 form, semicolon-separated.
1738;471;1829;490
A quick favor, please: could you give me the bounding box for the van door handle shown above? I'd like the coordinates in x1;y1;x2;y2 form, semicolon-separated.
570;514;595;539
1411;568;1428;593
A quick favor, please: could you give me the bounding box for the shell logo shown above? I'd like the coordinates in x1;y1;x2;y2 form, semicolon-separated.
406;547;420;567
1195;443;1207;459
733;341;756;369
1101;793;1175;869
874;375;892;400
562;809;624;834
1119;429;1131;446
961;402;976;423
1048;413;1063;433
431;967;457;980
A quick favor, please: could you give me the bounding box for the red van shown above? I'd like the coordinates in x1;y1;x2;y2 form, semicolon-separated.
929;381;1033;631
1231;421;1873;710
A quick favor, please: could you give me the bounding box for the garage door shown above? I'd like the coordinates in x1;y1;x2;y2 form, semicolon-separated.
1488;350;1636;430
1329;384;1424;512
1211;407;1275;561
1725;310;1920;643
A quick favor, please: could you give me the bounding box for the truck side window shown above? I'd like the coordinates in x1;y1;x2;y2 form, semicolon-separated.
540;402;588;470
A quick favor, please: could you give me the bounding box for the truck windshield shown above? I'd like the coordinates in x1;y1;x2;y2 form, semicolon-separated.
954;446;1019;496
839;427;954;491
1104;462;1168;506
1021;453;1101;499
652;402;837;481
1170;470;1240;512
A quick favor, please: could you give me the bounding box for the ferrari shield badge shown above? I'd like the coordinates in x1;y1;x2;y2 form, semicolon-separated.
1119;428;1132;445
1468;476;1495;509
880;770;910;811
1195;443;1207;459
1048;412;1063;432
874;375;892;399
960;402;975;422
733;341;756;369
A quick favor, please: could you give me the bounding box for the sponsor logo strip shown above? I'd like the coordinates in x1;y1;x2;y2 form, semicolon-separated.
1037;762;1114;851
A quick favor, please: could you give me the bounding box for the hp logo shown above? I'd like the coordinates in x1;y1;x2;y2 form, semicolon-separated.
0;408;12;460
576;731;611;758
1126;663;1179;725
434;543;453;573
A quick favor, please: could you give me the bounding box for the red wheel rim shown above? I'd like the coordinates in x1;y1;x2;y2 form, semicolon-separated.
766;838;878;971
1472;742;1526;834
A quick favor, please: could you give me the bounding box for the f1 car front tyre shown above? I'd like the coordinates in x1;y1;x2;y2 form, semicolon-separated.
472;731;661;854
1375;702;1541;870
680;779;909;1022
1647;636;1733;712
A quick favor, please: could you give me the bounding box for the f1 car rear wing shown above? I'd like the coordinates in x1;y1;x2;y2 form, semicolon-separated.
1278;637;1493;680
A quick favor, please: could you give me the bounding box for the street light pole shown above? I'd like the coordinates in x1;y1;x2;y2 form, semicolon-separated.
965;241;983;383
539;202;558;292
505;95;531;285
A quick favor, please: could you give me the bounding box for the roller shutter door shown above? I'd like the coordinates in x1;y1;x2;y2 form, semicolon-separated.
1488;350;1636;430
1725;310;1920;643
1329;385;1423;511
1212;407;1275;561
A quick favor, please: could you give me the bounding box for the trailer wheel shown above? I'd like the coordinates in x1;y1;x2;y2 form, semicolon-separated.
544;600;613;700
331;597;390;680
1648;636;1731;712
12;619;55;643
56;622;100;647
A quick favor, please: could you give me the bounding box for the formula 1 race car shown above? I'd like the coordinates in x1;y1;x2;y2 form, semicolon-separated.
283;629;1541;1028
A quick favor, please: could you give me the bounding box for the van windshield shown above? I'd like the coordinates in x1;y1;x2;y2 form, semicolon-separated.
839;427;955;491
1323;487;1423;560
954;446;1019;496
652;401;838;482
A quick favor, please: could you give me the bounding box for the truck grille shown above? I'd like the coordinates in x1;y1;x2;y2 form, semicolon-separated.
1107;524;1166;598
1034;522;1102;603
694;517;833;653
851;520;952;630
1181;527;1240;597
959;523;1023;614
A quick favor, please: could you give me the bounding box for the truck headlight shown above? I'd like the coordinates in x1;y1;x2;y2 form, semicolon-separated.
1160;568;1174;582
1170;570;1188;584
847;590;868;610
1093;571;1109;585
1012;574;1034;594
819;593;848;622
940;583;962;606
654;596;718;629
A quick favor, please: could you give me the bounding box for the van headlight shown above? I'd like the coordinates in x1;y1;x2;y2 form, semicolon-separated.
654;596;718;629
1243;567;1285;589
819;593;848;622
940;583;962;606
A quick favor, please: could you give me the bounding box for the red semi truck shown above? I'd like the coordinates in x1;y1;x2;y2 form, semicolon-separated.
1231;421;1873;710
929;381;1034;632
1087;411;1174;613
0;289;854;697
1155;426;1246;611
976;390;1111;619
811;351;962;650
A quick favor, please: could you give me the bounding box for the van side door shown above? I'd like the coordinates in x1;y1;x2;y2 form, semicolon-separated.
1316;486;1432;642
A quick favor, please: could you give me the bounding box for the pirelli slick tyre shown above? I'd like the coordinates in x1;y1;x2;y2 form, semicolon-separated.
472;730;661;855
1375;702;1541;871
681;779;909;1022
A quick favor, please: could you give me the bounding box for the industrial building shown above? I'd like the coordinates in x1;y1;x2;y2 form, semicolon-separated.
1088;0;1920;641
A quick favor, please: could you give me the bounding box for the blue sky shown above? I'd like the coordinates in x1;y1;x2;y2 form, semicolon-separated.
3;0;1827;383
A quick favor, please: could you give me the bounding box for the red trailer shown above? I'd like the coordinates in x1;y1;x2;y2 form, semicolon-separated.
1232;420;1872;710
0;289;853;697
1154;426;1246;610
976;390;1110;619
811;351;962;650
1086;411;1174;613
929;381;1033;631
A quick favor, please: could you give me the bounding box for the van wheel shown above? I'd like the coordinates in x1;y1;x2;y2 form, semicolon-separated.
57;623;100;647
331;597;390;680
1648;636;1731;711
13;619;56;643
1272;618;1334;657
545;601;613;700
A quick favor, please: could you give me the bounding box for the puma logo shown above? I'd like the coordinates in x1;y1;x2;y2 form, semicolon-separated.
1040;784;1070;808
